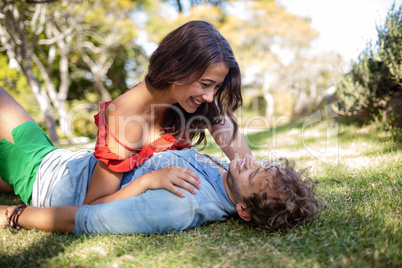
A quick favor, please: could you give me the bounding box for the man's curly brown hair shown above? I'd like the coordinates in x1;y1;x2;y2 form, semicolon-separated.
243;158;321;230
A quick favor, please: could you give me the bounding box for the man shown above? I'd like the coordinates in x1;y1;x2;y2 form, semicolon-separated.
0;86;320;234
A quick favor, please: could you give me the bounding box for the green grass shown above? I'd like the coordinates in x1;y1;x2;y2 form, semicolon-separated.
1;122;401;267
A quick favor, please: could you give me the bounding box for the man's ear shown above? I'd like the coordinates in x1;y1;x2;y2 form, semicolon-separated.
236;203;251;222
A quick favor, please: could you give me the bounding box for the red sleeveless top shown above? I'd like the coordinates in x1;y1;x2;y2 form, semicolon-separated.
94;94;190;172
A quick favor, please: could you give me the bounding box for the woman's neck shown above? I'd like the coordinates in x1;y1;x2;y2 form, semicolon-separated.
136;80;175;120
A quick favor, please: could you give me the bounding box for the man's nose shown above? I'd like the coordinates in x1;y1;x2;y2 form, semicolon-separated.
246;154;259;169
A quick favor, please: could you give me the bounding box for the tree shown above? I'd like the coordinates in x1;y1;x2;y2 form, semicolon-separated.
0;53;39;117
161;0;228;14
335;4;401;125
274;51;343;118
146;0;320;118
72;0;146;102
0;1;59;140
220;1;319;118
0;0;148;140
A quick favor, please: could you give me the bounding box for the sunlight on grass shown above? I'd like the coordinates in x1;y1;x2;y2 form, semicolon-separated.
1;122;401;267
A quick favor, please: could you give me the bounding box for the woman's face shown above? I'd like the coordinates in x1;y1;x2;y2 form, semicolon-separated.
169;61;229;113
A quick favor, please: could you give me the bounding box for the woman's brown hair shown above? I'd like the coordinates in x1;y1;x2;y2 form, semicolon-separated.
145;20;242;147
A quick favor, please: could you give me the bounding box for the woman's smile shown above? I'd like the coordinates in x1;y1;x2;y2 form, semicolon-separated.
190;97;203;106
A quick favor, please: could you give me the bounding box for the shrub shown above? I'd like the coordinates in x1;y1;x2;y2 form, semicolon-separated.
335;4;401;125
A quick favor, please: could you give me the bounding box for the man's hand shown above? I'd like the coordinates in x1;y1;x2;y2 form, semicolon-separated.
140;165;201;197
0;205;13;228
0;206;8;228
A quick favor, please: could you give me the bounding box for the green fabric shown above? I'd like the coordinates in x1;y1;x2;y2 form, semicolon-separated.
0;122;57;204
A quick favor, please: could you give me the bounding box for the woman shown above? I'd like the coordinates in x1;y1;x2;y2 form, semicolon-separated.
84;20;251;204
0;85;202;232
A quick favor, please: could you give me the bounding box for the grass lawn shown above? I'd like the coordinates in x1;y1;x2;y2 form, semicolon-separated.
0;121;401;267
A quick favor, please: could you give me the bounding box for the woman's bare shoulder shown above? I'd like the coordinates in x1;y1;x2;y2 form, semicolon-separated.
107;91;141;116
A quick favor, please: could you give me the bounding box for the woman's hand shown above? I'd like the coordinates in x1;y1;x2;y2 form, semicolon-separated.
86;165;202;204
140;165;201;197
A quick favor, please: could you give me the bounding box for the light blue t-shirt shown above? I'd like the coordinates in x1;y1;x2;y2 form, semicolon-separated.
49;148;236;235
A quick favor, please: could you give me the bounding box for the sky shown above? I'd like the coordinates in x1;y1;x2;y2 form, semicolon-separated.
137;0;401;72
277;0;401;66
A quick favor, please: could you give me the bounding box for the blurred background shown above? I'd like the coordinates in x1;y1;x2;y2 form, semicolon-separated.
0;0;400;144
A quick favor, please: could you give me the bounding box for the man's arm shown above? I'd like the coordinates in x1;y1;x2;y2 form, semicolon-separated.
1;188;195;235
75;189;197;235
1;205;78;234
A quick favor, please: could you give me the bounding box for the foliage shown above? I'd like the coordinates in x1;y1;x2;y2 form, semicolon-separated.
0;54;40;118
0;0;61;140
335;4;402;125
70;0;148;101
66;95;99;139
274;51;343;118
145;0;327;119
221;1;319;70
0;0;150;140
161;0;229;13
147;1;318;74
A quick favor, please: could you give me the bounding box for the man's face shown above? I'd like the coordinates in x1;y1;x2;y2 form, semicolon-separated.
226;154;282;204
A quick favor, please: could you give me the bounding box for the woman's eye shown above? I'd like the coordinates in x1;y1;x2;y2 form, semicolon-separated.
201;83;210;88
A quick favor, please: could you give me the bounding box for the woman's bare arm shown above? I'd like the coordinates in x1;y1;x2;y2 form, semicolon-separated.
86;165;201;205
84;99;140;205
83;161;123;204
209;117;252;160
